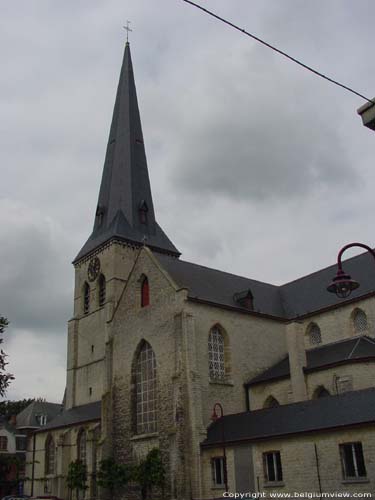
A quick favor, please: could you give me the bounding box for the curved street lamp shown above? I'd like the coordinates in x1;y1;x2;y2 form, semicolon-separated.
327;242;375;298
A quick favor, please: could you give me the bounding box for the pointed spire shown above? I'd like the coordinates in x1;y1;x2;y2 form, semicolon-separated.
75;43;179;262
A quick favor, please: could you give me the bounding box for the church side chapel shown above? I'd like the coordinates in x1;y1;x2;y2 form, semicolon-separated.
25;41;375;500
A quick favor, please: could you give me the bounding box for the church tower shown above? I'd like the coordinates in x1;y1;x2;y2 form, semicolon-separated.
65;42;179;409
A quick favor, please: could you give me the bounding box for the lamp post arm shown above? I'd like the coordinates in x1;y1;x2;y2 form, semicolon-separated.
337;243;375;272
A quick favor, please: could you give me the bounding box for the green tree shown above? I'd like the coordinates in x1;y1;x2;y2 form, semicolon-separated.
0;398;35;417
66;460;87;500
134;448;165;500
96;457;131;498
0;316;14;397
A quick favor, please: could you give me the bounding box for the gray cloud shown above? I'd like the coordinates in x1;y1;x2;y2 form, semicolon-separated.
1;0;375;400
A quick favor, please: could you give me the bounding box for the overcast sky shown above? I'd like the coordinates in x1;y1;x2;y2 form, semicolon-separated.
1;0;375;402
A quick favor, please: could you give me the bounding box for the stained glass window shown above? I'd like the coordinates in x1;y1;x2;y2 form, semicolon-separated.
308;323;321;345
77;430;86;463
136;342;157;434
208;327;225;380
45;435;55;475
141;277;150;307
353;309;368;333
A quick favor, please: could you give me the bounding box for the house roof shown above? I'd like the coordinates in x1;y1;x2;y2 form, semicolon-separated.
37;401;101;432
202;387;375;447
16;401;62;429
75;42;179;263
247;335;375;386
156;249;375;320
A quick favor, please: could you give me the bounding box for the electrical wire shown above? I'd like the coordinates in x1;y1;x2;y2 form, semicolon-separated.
181;0;374;105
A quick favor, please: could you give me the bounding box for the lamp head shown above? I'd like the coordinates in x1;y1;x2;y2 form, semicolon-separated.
327;269;360;298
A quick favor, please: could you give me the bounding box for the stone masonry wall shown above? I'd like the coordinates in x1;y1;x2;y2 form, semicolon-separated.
24;421;100;500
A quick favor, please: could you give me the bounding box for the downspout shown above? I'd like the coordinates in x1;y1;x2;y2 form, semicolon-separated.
314;443;322;495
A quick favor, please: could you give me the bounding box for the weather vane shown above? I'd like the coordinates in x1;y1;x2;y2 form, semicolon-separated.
123;20;133;43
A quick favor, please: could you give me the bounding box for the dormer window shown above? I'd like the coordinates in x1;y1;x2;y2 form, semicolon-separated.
141;276;150;307
95;205;105;226
37;414;47;426
233;289;254;310
139;200;148;225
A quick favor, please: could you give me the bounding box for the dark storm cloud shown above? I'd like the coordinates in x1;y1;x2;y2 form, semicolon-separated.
166;50;357;201
0;200;72;333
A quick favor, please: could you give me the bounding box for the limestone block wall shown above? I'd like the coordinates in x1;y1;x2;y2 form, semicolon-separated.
110;249;190;499
66;243;138;409
301;296;375;349
249;360;375;410
24;422;100;500
201;446;235;499
186;302;287;428
252;427;375;496
249;378;292;410
306;361;375;397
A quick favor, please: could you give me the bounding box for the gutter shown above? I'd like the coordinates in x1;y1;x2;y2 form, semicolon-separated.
200;420;375;449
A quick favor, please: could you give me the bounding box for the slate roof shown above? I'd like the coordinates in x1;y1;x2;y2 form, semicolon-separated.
156;249;375;319
247;335;375;386
36;401;101;432
16;401;62;430
156;255;285;318
202;387;375;447
75;43;179;262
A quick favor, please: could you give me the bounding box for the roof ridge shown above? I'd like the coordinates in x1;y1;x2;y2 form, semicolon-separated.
280;249;371;287
362;335;375;346
347;337;361;359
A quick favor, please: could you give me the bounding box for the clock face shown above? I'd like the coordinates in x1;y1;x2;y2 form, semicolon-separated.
88;257;101;282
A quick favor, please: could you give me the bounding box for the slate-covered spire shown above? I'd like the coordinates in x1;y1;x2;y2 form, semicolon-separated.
75;43;180;262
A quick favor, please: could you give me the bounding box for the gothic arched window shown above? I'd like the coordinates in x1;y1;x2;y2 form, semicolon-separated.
307;323;322;346
313;386;330;399
45;435;55;475
83;282;90;314
208;326;225;380
98;274;106;307
353;309;368;334
141;277;150;307
135;341;157;434
77;429;87;464
263;396;280;408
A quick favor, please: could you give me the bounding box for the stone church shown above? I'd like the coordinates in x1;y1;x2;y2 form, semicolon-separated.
25;42;375;499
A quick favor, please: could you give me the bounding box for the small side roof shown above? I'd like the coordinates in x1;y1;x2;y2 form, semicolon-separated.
36;401;101;432
16;401;62;429
202;387;375;447
247;335;375;386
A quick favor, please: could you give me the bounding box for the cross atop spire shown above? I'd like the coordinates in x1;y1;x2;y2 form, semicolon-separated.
123;21;132;43
74;43;180;262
